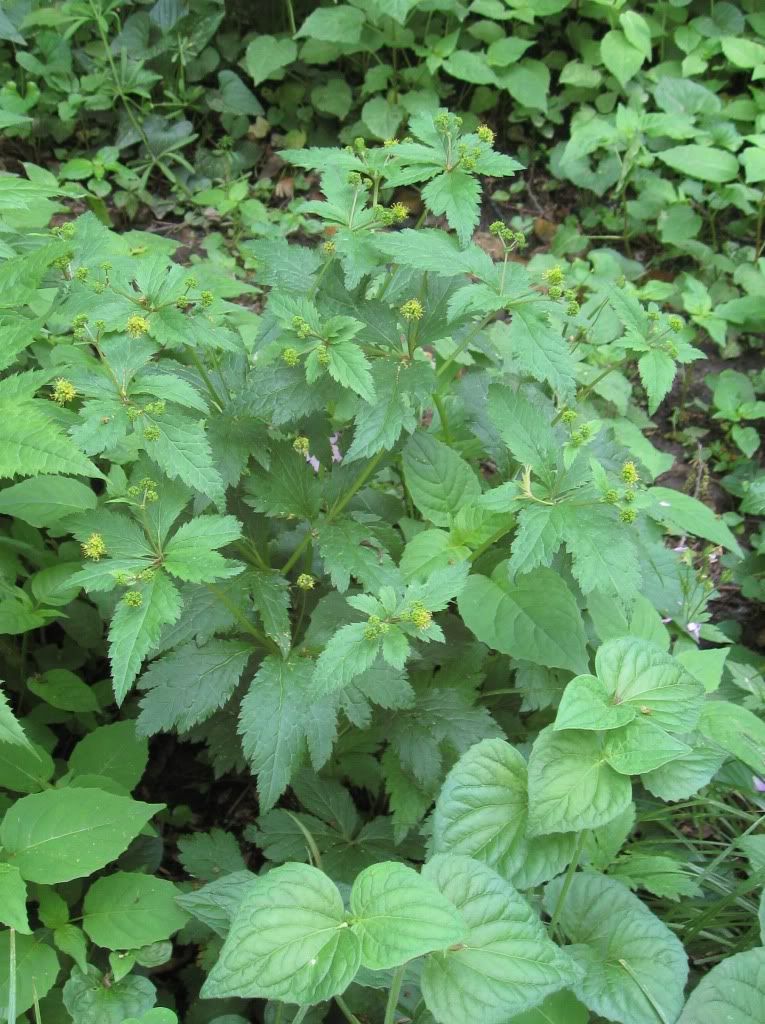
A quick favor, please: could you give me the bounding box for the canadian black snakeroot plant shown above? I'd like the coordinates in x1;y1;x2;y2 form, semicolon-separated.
0;118;763;1022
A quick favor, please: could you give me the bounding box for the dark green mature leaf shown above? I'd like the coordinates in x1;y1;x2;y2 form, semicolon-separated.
0;931;59;1019
422;171;481;247
239;656;337;810
403;433;482;526
109;573;182;704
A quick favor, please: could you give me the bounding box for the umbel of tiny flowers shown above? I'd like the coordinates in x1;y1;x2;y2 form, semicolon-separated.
296;573;315;591
402;601;432;630
282;347;300;367
81;533;107;560
52;378;77;405
293;436;310;456
621;461;640;485
123;590;143;607
400;298;424;321
126;314;150;339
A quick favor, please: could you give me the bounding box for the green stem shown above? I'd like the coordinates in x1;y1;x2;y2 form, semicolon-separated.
8;929;16;1024
548;831;586;939
291;1007;310;1024
87;0;151;150
335;995;363;1024
284;0;296;35
469;523;514;563
281;451;387;575
432;393;451;443
384;964;407;1024
756;193;765;261
187;347;225;410
436;313;495;379
205;584;280;655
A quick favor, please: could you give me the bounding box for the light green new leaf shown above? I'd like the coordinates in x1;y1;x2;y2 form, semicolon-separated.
487;385;558;470
543;871;688;1024
313;621;381;694
645;486;743;555
604;718;691;775
431;737;577;890
83;872;188;949
350;862;464;969
202;863;361;1003
555;674;637;732
421;855;578;1024
678;947;765;1023
601;29;644;87
657;145;739;183
593;637;705;733
244;36;297;86
422;170;481;247
327;341;376;402
250;570;292;654
0;932;59;1019
146;414;225;508
527;727;633;836
458;567;589;675
638;349;676;414
295;4;365;44
1;787;162;883
0;862;30;932
506;991;589;1024
163;514;243;583
403;433;481;527
560;504;642;598
109;573;182;705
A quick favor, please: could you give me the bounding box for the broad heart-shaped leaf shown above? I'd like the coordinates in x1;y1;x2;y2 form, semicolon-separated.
431;737;576;890
458;566;588;675
678;947;765;1024
555;674;637;732
201;863;361;1003
527;728;633;836
601;29;644;87
604;718;691;775
83;872;188;949
349;862;464;969
109;572;182;705
1;788;163;883
403;433;481;527
421;855;578;1024
244;35;297;85
593;637;705;734
0;931;59;1018
0;861;30;932
62;965;156;1024
543;871;688;1024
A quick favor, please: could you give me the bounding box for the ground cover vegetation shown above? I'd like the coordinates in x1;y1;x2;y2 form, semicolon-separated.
0;1;764;1022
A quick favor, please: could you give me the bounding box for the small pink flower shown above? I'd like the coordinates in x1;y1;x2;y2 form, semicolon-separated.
753;776;765;793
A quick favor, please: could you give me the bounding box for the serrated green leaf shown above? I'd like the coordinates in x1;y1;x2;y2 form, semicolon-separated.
678;947;765;1023
145;413;225;508
422;171;481;247
604;718;692;775
163;514;243;583
0;683;32;749
0;862;30;932
0;400;103;480
0;474;97;526
62;965;156;1024
403;433;481;527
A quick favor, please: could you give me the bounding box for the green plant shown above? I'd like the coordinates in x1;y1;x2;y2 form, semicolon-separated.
1;117;764;1022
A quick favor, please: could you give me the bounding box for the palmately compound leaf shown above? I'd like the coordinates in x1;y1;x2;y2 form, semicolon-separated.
349;862;465;969
543;871;688;1024
239;655;337;811
201;863;361;1004
421;855;578;1024
527;727;633;836
109;572;182;705
678;947;765;1023
0;788;162;883
431;737;576;889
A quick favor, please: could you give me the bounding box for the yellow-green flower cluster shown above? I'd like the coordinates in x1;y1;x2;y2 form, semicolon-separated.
81;532;107;561
400;298;424;321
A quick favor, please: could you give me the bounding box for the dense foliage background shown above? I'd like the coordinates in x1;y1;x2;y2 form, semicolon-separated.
0;1;764;1023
